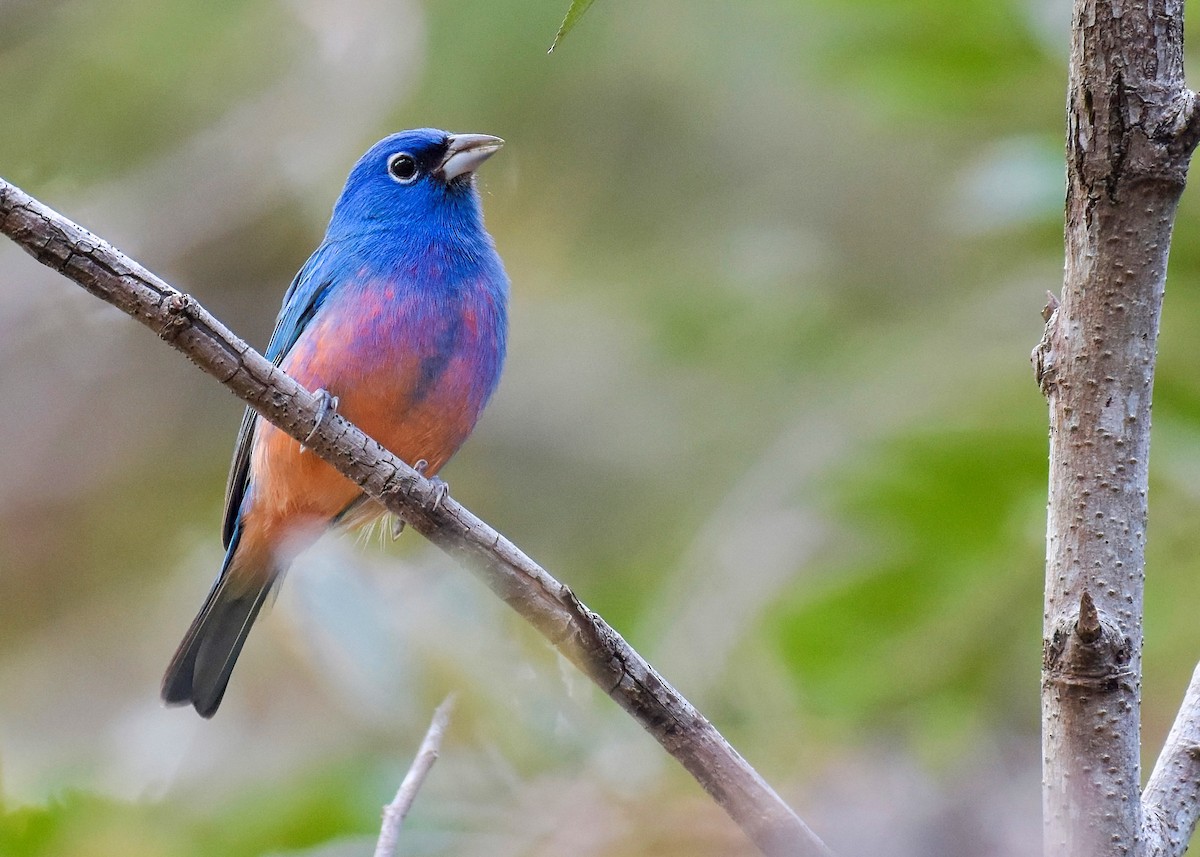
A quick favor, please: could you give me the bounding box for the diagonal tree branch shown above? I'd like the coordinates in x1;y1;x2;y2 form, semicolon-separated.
1143;663;1200;857
0;178;834;857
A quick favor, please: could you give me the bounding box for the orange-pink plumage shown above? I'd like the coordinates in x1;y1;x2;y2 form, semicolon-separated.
162;129;508;717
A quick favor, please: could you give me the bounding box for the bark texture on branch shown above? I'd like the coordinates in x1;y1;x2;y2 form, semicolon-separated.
1143;664;1200;857
1034;0;1200;854
0;179;834;857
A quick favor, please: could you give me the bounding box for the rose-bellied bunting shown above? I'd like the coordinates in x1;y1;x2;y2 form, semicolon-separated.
162;129;509;717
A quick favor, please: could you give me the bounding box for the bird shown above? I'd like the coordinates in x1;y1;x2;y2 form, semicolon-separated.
161;129;509;718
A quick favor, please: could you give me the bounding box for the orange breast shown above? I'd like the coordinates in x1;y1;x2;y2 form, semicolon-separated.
236;286;494;572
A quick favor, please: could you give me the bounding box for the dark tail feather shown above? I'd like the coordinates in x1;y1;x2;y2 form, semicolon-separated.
161;528;273;718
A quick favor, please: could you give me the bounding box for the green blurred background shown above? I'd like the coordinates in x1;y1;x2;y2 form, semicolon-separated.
2;0;1200;854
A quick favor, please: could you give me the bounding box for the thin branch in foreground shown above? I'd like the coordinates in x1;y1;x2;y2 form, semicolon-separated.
374;695;456;857
0;178;834;857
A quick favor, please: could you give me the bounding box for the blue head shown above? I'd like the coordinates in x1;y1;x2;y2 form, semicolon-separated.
325;128;504;249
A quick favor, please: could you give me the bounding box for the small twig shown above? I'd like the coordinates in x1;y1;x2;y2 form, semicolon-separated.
0;178;833;857
1142;663;1200;857
374;695;456;857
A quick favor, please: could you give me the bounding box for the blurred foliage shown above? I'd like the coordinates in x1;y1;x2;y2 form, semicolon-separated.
772;399;1046;742
0;762;379;857
2;0;1200;855
0;0;290;188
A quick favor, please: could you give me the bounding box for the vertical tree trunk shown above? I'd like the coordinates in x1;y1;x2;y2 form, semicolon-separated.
1034;0;1198;854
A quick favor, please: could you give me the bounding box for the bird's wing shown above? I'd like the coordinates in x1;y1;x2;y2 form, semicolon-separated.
221;244;338;547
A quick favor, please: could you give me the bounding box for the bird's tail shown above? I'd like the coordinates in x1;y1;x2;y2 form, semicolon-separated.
161;526;274;718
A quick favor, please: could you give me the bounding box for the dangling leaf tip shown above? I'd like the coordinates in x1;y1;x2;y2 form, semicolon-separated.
549;0;597;53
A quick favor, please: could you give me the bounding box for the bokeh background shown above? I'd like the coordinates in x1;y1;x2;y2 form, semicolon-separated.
3;0;1200;854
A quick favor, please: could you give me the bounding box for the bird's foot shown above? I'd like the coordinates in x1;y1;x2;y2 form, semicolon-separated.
413;459;449;512
391;515;406;540
301;389;339;453
428;477;449;512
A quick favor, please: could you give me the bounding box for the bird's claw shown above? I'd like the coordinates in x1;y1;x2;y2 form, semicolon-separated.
412;459;449;512
301;389;339;453
428;477;449;512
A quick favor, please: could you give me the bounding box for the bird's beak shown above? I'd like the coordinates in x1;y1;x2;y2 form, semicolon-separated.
437;134;504;181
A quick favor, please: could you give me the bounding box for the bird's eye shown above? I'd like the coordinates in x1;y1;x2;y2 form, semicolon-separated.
388;153;418;183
